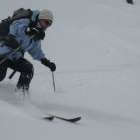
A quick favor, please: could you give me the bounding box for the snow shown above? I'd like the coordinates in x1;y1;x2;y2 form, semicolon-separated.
1;0;140;140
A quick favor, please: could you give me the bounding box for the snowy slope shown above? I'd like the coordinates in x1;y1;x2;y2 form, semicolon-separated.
1;0;140;140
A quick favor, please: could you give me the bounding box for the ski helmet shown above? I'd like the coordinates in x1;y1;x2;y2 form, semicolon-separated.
39;9;54;23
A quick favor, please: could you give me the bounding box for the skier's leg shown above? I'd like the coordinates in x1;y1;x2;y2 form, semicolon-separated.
0;59;9;81
0;66;7;81
9;58;34;91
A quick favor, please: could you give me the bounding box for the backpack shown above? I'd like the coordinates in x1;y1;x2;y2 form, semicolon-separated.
0;8;37;39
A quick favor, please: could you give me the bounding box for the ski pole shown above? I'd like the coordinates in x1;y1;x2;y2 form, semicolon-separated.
9;70;16;79
52;72;56;92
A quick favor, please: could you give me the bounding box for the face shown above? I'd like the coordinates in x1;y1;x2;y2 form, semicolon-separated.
38;19;52;30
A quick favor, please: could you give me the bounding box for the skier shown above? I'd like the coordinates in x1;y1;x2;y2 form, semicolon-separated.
0;9;56;92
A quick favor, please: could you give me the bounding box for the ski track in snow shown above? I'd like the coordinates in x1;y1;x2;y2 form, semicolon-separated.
1;76;140;128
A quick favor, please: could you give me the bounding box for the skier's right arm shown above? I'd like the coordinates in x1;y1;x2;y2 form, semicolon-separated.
2;20;26;50
8;19;30;49
3;34;20;50
3;21;22;50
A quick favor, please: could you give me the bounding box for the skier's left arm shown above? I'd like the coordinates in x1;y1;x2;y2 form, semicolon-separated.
28;41;56;72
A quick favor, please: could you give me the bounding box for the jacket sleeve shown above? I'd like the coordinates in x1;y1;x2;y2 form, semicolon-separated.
9;19;30;38
9;19;31;49
28;41;46;61
0;19;30;61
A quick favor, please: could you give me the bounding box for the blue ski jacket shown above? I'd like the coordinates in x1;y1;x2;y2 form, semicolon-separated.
0;10;46;61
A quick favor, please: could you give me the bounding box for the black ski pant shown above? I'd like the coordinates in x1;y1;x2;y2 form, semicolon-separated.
0;58;34;90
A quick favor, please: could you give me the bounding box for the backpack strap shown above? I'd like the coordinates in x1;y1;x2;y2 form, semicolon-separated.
0;17;12;39
28;10;40;27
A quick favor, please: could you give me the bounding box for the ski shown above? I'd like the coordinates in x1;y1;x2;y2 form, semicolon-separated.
12;91;81;123
43;115;82;123
43;115;55;121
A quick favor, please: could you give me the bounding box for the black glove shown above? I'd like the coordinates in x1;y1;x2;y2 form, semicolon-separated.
4;34;20;49
41;58;56;72
25;26;45;41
